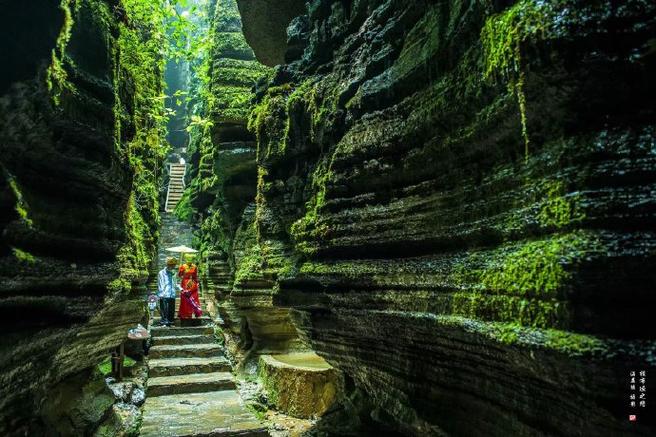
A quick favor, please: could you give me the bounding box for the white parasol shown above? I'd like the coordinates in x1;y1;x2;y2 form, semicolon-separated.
165;245;198;260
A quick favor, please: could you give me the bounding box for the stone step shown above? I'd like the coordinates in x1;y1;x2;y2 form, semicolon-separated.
148;357;231;377
153;334;214;345
179;317;212;327
149;343;223;359
147;372;235;397
152;317;212;327
151;325;213;337
140;391;269;437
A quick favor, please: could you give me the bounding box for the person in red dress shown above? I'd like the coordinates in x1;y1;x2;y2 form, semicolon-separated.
178;255;202;319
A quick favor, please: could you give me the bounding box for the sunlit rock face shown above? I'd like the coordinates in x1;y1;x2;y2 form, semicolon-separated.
240;0;656;435
0;1;159;433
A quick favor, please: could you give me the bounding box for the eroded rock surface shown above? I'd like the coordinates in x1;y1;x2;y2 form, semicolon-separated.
228;0;656;435
258;353;342;419
236;0;307;66
184;0;306;372
0;0;163;433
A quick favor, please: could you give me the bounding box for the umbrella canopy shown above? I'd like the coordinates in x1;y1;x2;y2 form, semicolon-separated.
165;245;198;254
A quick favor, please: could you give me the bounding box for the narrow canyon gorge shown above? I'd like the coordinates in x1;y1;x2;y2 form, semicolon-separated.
1;0;655;436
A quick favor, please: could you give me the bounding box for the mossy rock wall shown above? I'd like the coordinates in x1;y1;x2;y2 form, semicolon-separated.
186;0;270;260
233;0;656;435
0;0;165;433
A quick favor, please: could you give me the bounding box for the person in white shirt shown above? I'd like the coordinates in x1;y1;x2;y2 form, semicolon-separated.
157;257;179;326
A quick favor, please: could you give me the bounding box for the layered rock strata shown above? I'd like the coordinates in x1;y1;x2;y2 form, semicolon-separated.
184;0;305;371
231;0;656;435
0;0;164;433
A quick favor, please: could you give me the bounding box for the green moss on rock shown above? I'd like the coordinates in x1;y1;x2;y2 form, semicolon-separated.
480;231;598;298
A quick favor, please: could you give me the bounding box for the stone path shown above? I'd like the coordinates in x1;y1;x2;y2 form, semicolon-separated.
140;296;268;436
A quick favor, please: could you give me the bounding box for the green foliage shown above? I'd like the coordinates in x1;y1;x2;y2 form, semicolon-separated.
481;232;596;298
213;59;269;86
233;218;263;285
542;329;607;356
174;188;195;222
212;326;226;347
432;315;609;357
450;291;566;329
246;403;267;421
249;86;291;160
97;355;137;376
198;207;231;257
12;248;36;264
41;1;211;298
6;174;33;227
213;85;253;122
289;157;333;255
298;230;602;329
214;31;253;58
249;79;339;256
46;0;77;104
481;0;555;160
115;194;152;286
112;0;179;293
481;0;552;81
257;365;279;406
537;180;585;228
187;114;214;132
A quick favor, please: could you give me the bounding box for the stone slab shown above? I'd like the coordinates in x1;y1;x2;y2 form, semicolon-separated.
151;326;214;337
147;372;236;397
153;334;215;346
149;344;223;360
140;391;269;436
149;357;231;378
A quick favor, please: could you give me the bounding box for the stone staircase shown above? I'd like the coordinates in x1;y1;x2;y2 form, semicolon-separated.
165;163;186;213
140;314;268;436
